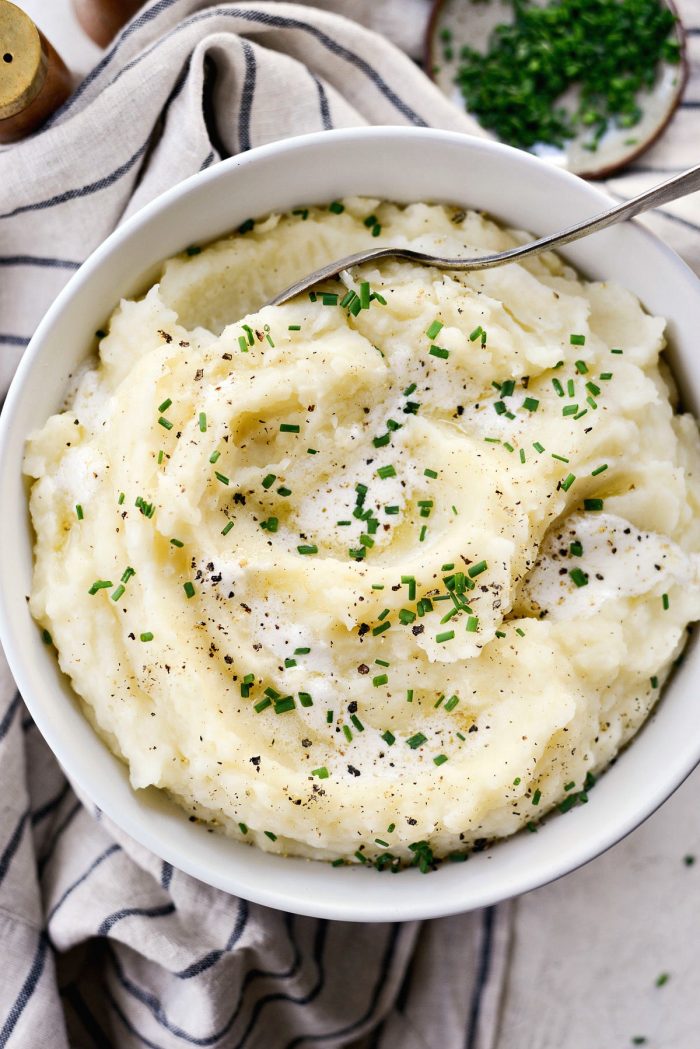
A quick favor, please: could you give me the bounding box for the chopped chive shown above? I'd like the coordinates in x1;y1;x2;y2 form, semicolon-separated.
398;609;416;625
503;442;514;453
274;697;296;714
238;822;248;834
468;560;487;578
384;505;400;515
329;201;344;213
372;620;391;637
373;433;390;448
433;754;448;767
583;498;604;511
373;674;388;687
183;581;195;598
263;831;278;842
41;629;53;645
519;449;526;463
158;398;172;413
429;345;449;360
570;540;583;556
381;730;396;746
570;567;589;587
299;692;313;708
591;464;608;476
419;525;428;542
284;658;297;669
238;336;248;353
436;630;454;643
322;293;338;306
88;580;112;595
260;516;278;532
563;404;578;416
307;449;318;456
215;472;229;485
523;397;539;412
277;486;292;497
532;788;542;806
469;325;483;342
221;520;234;536
170;538;184;548
375;838;389;848
280;423;300;433
567;379;576;397
495;630;506;638
326;709;334;724
118;492;125;505
552;378;565;397
551;453;569;463
500;380;515;398
140;632;154;642
360;282;371;310
466;616;479;632
406;689;414;703
342;724;353;743
424;468;438;479
297;545;318;555
238;218;255;234
254;697;272;713
75;504;84;520
662;593;669;610
561;473;576;492
444;695;460;712
377;465;396;479
111;585;125;602
426;320;443;339
407;733;427;749
570;334;586;346
651;676;659;689
312;766;329;779
158;416;173;430
350;714;365;733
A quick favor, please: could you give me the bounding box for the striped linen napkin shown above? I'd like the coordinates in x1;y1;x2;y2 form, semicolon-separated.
1;2;699;1048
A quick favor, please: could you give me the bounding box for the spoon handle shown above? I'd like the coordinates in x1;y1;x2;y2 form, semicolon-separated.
267;161;700;304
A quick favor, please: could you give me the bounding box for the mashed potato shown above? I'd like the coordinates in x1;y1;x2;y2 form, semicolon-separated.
25;199;700;869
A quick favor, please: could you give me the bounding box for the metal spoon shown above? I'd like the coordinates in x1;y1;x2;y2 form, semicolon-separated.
268;162;700;307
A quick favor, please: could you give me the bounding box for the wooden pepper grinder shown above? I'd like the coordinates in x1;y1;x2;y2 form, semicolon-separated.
0;0;72;144
72;0;145;48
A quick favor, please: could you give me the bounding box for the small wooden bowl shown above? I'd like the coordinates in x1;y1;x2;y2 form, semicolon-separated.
425;0;688;180
72;0;145;48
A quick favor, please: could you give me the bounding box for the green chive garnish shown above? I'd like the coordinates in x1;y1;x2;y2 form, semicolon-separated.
88;580;112;595
221;520;234;536
381;730;395;746
328;201;344;214
426;320;443;339
158;398;172;413
280;423;300;433
299;692;313;707
436;630;454;643
297;545;318;555
429;345;449;360
433;755;448;767
570;568;589;587
75;504;84;520
312;767;329;778
377;465;396;479
662;593;669;610
158;416;173;430
407;733;427;749
583;498;604;511
183;581;195;598
570;334;586;346
111;585;125;602
140;632;154;642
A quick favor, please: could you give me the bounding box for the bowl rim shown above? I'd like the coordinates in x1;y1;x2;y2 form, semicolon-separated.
2;125;700;921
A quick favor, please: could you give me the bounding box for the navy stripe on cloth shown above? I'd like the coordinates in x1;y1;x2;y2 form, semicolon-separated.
109;910;301;1047
47;843;121;924
98;902;176;937
175;899;248;979
38;799;83;875
0;693;21;742
0;931;49;1049
238;40;257;152
160;861;174;890
31;780;71;826
0;138;151;220
464;906;496;1049
0;811;28;888
0;335;29;347
0;255;80;270
284;923;401;1048
311;73;333;130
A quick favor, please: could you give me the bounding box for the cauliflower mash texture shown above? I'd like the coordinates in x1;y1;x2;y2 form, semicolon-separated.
25;199;700;869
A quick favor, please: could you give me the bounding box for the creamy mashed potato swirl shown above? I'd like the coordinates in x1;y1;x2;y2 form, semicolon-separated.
26;199;700;868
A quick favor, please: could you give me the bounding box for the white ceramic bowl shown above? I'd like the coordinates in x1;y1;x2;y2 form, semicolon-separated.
2;127;700;922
